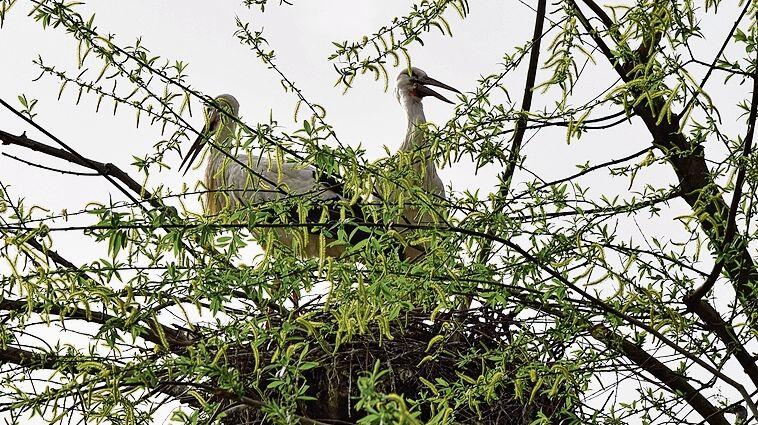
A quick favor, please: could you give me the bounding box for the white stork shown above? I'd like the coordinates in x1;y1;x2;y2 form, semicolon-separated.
179;94;353;258
389;67;459;229
179;68;459;260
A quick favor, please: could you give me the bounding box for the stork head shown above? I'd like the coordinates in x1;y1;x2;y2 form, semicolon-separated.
179;94;240;175
395;67;460;105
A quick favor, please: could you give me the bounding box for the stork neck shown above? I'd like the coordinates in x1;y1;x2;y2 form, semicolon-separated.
398;96;426;151
209;121;238;157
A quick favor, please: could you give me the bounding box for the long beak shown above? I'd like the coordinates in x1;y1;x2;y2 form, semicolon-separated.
179;116;217;175
415;75;461;104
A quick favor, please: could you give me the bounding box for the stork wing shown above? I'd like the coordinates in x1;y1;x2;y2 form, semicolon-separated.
210;154;413;259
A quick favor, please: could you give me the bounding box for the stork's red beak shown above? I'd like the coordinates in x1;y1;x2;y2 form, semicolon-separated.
414;75;461;104
179;115;218;175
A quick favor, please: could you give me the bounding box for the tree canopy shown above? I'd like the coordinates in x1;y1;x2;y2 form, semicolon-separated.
0;0;757;424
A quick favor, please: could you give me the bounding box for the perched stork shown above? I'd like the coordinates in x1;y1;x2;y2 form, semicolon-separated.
394;67;459;200
179;94;357;258
386;67;460;256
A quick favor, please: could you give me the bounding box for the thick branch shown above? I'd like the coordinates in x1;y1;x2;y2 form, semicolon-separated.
684;298;758;389
501;235;758;419
689;42;758;300
516;297;731;425
500;0;547;194
469;0;548;295
592;325;730;425
0;128;156;206
0;346;58;369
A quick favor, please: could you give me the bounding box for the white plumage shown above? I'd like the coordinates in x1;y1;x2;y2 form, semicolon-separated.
181;94;345;257
389;67;459;228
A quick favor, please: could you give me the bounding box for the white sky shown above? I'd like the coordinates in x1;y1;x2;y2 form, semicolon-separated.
0;0;753;423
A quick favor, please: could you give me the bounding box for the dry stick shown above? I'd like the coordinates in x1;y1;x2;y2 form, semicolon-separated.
463;0;547;312
571;0;758;419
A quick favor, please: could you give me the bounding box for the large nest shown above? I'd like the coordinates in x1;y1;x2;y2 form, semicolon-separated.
218;307;573;424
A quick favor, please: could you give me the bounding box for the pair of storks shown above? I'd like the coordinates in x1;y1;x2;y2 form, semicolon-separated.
180;68;460;260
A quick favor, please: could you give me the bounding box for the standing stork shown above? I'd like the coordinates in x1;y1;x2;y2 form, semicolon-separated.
394;67;459;199
179;94;355;259
386;67;460;257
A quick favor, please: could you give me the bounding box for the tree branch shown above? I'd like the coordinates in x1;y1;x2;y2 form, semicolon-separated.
592;325;730;425
0;298;192;348
0;345;332;425
499;0;547;195
0;126;282;315
688;44;758;300
468;0;548;307
500;236;758;419
0;128;156;205
571;0;758;323
508;295;732;425
683;298;758;389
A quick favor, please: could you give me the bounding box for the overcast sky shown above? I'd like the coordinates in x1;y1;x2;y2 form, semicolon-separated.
1;1;744;241
0;1;753;422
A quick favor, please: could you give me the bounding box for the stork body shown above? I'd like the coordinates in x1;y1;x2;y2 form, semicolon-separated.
181;94;346;257
205;152;346;258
